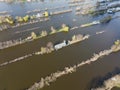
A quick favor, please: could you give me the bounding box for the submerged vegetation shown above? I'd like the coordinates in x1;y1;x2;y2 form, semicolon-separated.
0;9;72;31
0;33;90;67
100;16;112;23
92;74;120;90
0;24;70;50
27;40;120;90
0;30;105;68
35;34;89;55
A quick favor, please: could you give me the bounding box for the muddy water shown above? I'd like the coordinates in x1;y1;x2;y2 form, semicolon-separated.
0;0;120;90
112;87;120;90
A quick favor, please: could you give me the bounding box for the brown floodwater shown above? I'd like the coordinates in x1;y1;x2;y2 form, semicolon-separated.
112;87;120;90
0;0;120;90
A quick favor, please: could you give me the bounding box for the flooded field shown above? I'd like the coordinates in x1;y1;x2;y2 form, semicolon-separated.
0;0;120;90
